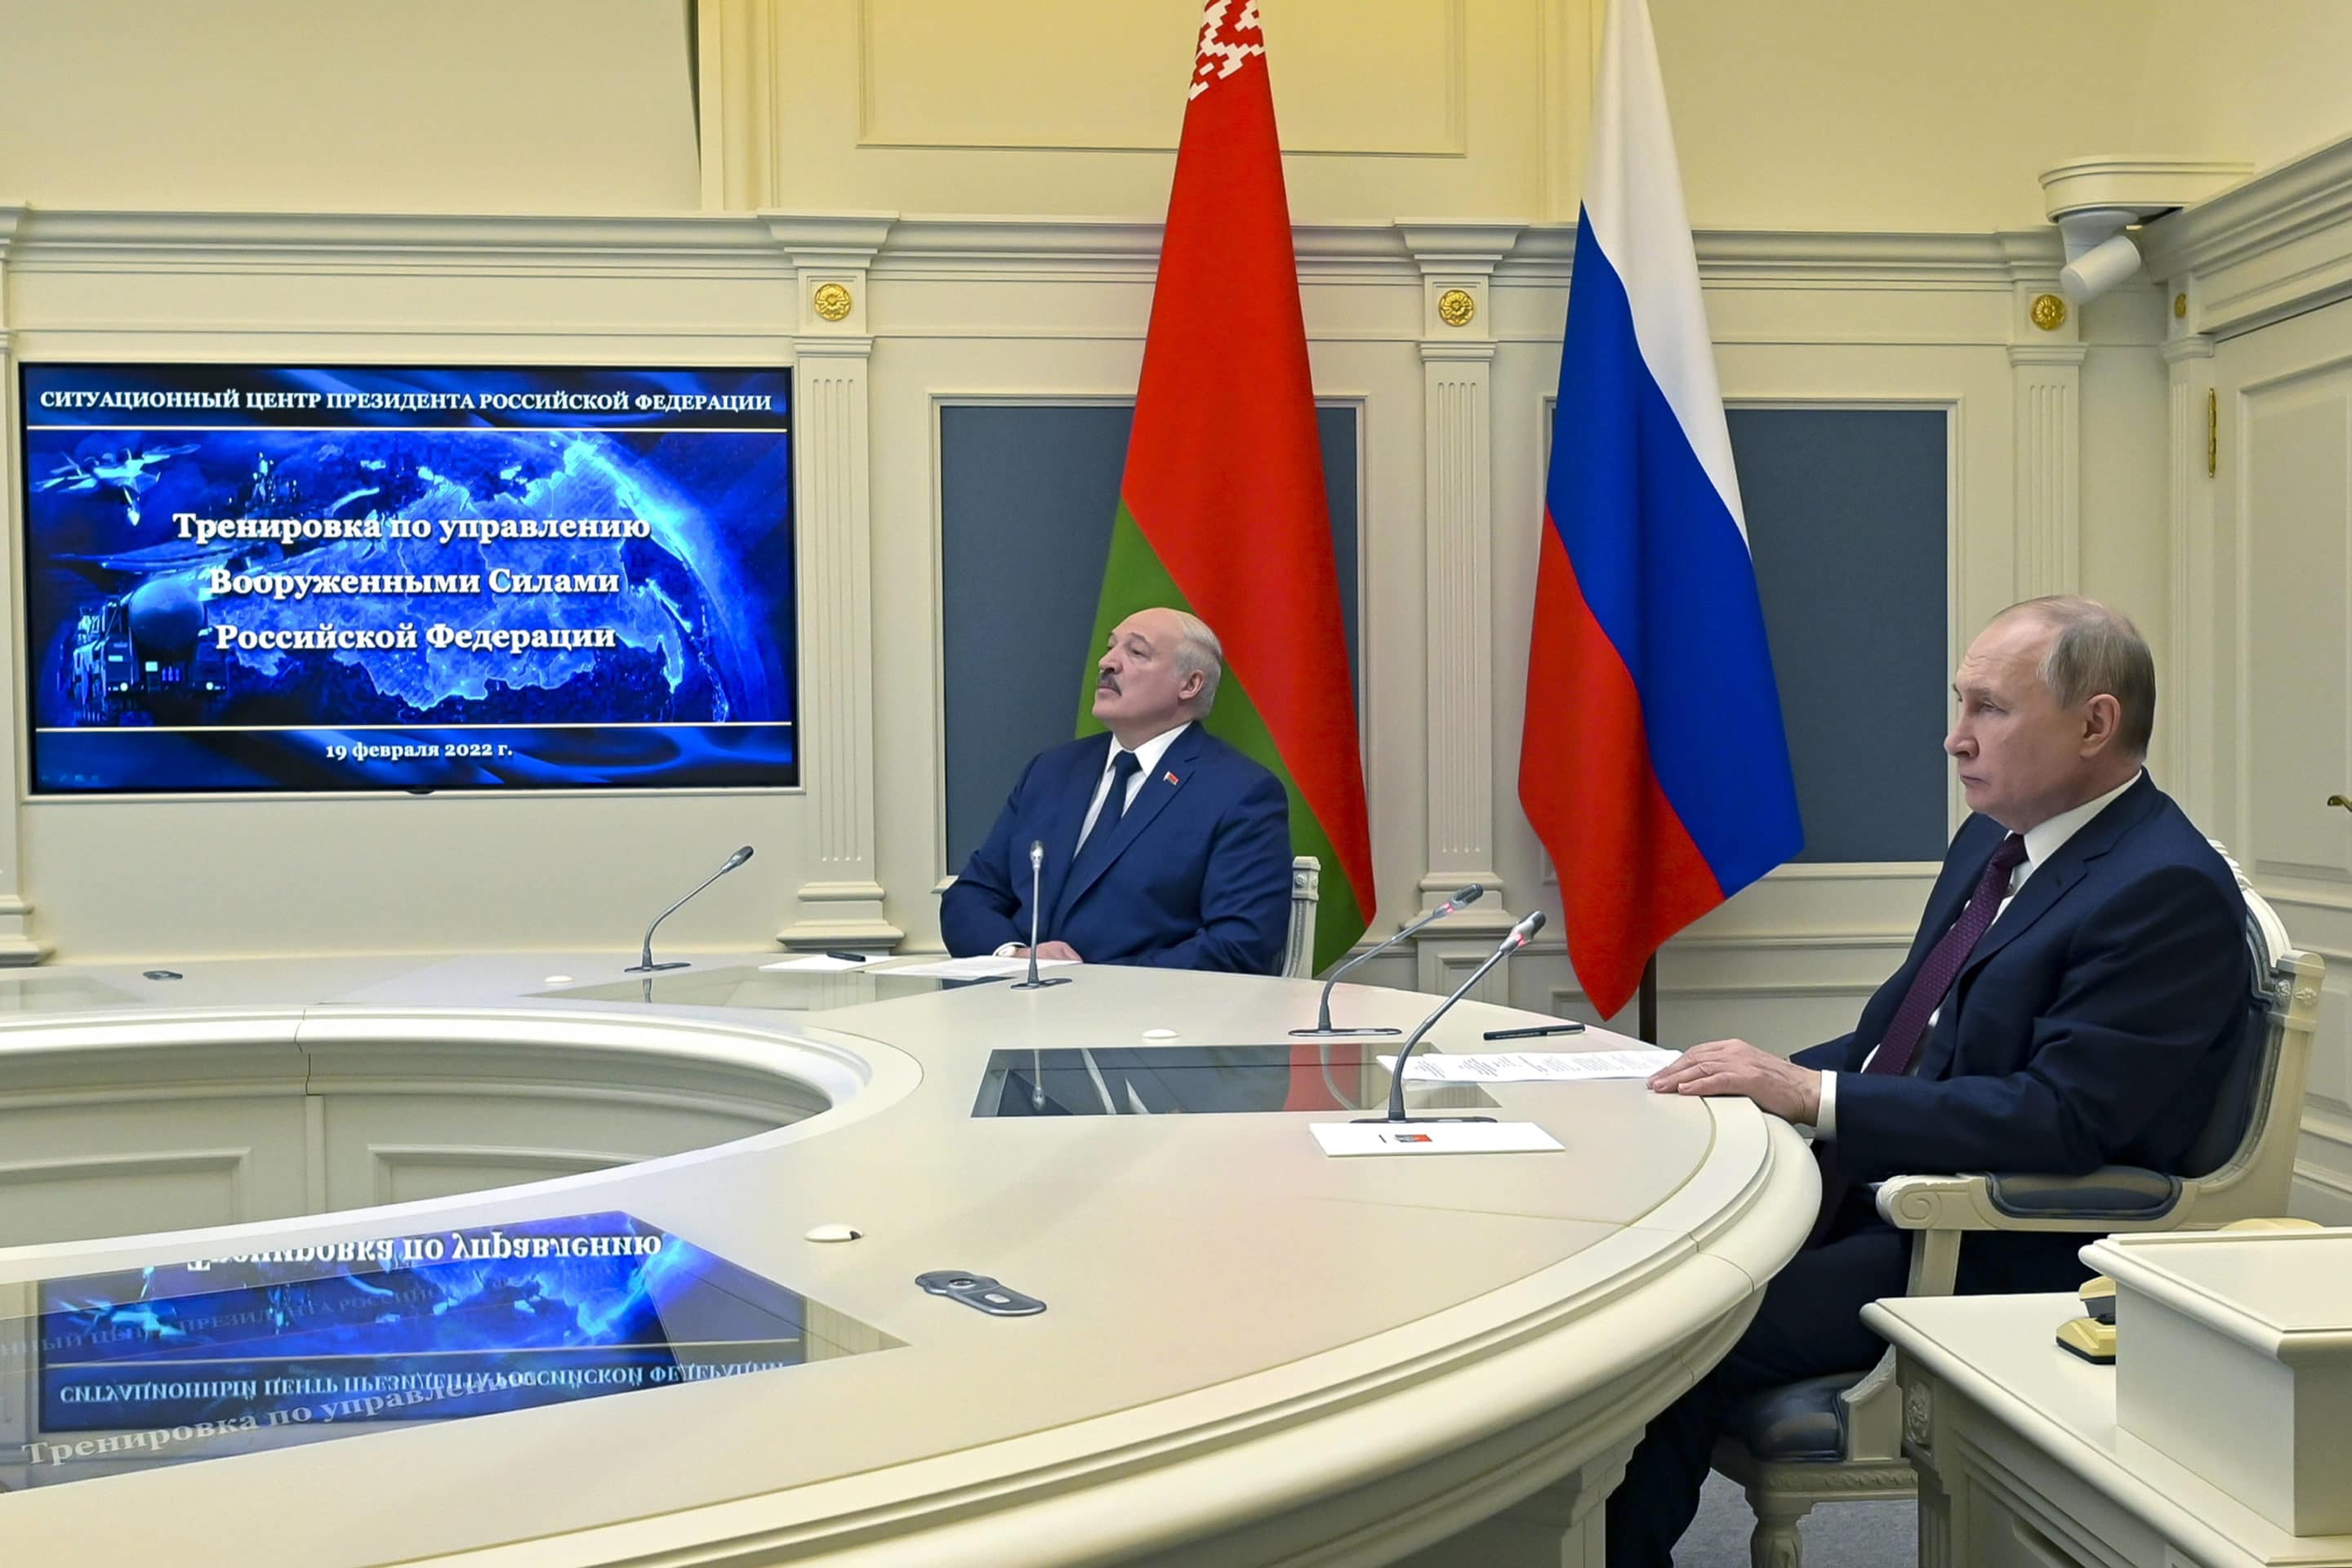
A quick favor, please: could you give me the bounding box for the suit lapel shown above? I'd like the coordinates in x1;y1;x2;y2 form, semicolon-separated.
1918;775;2159;1080
1054;725;1201;923
1038;735;1114;927
1957;776;2156;983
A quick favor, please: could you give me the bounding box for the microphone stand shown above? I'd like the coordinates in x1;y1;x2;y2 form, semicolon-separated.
626;846;755;973
1290;884;1484;1037
1360;911;1546;1124
1009;839;1071;992
1007;838;1070;1112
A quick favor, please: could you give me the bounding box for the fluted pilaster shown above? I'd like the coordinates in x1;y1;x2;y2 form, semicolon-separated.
1399;223;1519;997
2008;344;2085;599
2163;329;2218;817
767;215;902;948
0;203;47;962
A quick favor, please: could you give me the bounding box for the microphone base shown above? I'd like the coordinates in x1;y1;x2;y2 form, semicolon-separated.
1350;1114;1499;1125
624;960;693;974
1287;1025;1403;1038
1008;977;1073;991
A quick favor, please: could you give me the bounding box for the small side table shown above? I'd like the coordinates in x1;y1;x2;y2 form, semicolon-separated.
1863;1292;2352;1568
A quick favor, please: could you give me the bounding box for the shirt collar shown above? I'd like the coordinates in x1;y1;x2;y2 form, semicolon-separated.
2018;768;2143;879
1110;721;1191;782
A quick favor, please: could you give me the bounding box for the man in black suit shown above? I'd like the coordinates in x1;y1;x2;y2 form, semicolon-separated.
1606;597;2252;1567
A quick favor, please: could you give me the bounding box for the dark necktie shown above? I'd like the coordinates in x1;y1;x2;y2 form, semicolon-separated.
1067;750;1143;887
1810;831;2028;1245
1866;831;2029;1080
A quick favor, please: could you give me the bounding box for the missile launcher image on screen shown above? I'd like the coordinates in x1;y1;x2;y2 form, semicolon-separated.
66;575;233;724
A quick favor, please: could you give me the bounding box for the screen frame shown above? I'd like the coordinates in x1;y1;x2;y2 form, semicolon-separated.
14;359;804;800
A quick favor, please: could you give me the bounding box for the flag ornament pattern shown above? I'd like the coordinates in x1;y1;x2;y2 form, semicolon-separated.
1517;0;1802;1020
1082;0;1377;981
1191;2;1266;99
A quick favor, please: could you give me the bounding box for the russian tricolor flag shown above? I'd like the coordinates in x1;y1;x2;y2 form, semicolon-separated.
1518;0;1802;1021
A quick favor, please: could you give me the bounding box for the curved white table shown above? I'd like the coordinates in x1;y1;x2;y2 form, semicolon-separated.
0;956;1815;1566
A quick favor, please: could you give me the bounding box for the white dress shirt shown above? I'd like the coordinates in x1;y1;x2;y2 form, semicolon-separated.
1075;721;1191;853
1810;769;2143;1138
995;723;1193;956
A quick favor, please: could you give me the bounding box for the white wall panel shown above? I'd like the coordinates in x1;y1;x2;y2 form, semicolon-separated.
0;0;699;212
0;1102;307;1246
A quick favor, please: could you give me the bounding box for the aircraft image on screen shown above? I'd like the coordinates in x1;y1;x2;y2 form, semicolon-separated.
35;442;200;527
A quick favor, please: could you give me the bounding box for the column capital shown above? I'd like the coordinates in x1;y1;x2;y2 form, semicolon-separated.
2007;342;2088;369
1419;340;1499;365
1395;220;1525;275
0;202;24;332
1399;222;1521;343
2161;332;2216;366
759;212;897;267
763;212;897;339
792;334;876;359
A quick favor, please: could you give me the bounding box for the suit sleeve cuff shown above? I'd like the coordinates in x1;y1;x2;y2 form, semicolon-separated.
993;942;1021;957
1804;1071;1838;1139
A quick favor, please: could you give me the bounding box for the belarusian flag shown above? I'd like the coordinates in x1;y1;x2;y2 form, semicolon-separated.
1080;0;1375;974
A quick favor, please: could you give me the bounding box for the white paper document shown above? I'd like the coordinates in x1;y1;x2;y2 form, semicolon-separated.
882;955;1078;980
1311;1120;1565;1157
1377;1048;1678;1084
759;955;871;973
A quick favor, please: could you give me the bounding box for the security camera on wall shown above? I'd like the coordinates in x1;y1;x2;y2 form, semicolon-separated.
2056;207;2163;304
2036;158;2256;306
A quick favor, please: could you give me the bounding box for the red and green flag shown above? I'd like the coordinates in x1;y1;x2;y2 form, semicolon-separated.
1079;1;1375;975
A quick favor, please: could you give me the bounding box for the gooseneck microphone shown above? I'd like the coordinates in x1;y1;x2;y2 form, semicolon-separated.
626;845;755;973
1290;883;1485;1037
1010;839;1071;992
1361;909;1547;1124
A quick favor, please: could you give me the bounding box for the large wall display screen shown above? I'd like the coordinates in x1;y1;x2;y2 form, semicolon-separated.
2;1212;893;1487
18;364;797;794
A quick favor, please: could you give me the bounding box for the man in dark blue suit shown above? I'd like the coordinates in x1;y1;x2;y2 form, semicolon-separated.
942;606;1292;973
1606;597;2252;1567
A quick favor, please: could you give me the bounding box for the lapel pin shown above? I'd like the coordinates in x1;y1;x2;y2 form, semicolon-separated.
1163;771;1181;786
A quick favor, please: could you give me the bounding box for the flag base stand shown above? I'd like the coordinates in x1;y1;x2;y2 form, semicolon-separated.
1287;1025;1401;1038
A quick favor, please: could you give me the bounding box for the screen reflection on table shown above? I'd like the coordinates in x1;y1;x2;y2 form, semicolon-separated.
972;1045;1500;1118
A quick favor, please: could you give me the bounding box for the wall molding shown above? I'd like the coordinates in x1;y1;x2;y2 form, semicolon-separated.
2142;133;2352;338
0;208;2056;300
6;209;791;278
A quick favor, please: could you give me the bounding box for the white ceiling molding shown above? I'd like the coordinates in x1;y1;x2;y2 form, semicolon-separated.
2137;134;2352;338
2;207;2066;296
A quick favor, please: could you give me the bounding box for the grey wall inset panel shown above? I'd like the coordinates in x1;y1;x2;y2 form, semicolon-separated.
940;403;1359;874
1728;407;1949;863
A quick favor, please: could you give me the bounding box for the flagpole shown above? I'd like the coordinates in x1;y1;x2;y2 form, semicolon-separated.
1637;955;1659;1044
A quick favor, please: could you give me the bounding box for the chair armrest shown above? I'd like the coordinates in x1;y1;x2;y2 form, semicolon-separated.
1878;1167;2184;1233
